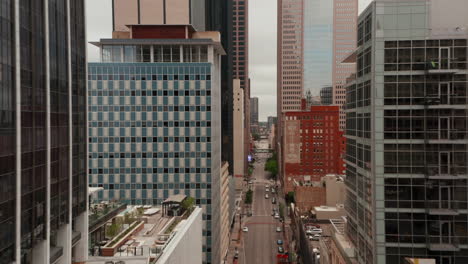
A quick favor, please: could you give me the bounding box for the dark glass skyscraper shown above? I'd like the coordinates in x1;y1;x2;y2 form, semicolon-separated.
0;1;88;263
205;0;234;174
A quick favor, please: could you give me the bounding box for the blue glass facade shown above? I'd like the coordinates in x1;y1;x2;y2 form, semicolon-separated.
303;0;334;95
88;62;217;260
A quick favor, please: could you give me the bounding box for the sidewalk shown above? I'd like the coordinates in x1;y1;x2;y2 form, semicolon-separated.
226;184;248;264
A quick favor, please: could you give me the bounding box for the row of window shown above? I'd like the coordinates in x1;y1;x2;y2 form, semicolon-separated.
89;74;212;81
89;167;212;174
90;90;212;96
102;45;209;63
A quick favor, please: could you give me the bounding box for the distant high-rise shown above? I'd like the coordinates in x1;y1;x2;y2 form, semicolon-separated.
250;97;259;127
0;0;88;263
277;0;304;113
345;0;468;263
320;86;333;105
303;0;333;95
332;0;357;131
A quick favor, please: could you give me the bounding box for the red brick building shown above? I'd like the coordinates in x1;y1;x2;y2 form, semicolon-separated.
283;104;345;192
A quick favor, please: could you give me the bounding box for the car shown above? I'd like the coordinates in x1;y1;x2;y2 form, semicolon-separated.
265;184;269;188
271;189;276;194
248;180;253;184
277;239;283;245
274;213;280;219
265;194;269;199
310;234;321;241
243;227;249;232
309;228;323;234
272;198;276;204
265;188;269;192
278;246;284;253
276;227;282;232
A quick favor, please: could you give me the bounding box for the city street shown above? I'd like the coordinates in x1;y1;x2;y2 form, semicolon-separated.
242;140;283;264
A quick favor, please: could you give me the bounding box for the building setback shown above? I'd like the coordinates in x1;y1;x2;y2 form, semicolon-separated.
344;0;468;263
0;0;88;263
283;105;345;192
88;27;225;264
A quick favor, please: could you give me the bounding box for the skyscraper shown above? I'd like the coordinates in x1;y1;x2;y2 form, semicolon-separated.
345;0;468;263
277;0;304;113
303;0;334;95
88;27;225;264
332;0;357;131
250;97;259;126
205;0;235;174
0;0;88;263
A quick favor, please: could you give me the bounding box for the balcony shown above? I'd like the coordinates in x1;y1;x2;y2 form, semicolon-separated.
72;231;82;246
89;202;127;233
426;166;468;179
50;246;64;264
428;236;460;252
425;61;463;75
426;200;462;215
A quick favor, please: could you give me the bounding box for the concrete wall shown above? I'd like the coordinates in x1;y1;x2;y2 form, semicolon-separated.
233;79;245;178
295;186;326;212
322;175;346;207
140;0;164;25
156;207;203;264
113;0;139;32
429;0;468;38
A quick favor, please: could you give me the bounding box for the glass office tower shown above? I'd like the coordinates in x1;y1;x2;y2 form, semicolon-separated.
345;1;468;263
303;0;334;95
0;0;88;263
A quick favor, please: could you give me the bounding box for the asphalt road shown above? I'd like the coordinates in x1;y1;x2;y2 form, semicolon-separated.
243;146;283;264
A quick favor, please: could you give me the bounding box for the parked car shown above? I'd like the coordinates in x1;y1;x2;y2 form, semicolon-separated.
276;227;282;232
272;198;276;204
265;188;269;192
309;228;323;234
274;213;280;219
310;234;321;241
278;246;284;253
243;227;249;232
265;194;269;199
277;239;283;245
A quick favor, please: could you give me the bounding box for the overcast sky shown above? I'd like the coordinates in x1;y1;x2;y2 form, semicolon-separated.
86;0;373;121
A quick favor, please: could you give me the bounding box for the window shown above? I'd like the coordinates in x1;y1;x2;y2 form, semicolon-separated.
136;45;151;62
124;46;136;62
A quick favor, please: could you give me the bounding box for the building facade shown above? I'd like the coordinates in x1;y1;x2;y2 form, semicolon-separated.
277;0;304;113
0;0;88;263
111;0;235;176
88;28;225;264
345;0;468;263
332;0;358;131
233;79;245;178
220;162;231;262
303;0;333;96
283;105;345;192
